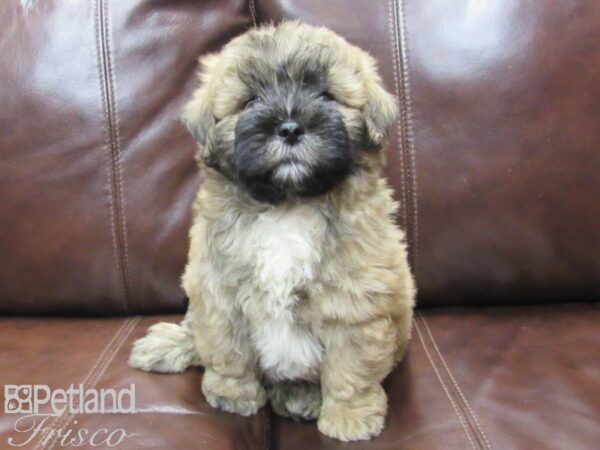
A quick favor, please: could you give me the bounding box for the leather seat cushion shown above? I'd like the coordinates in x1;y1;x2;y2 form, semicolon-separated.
0;316;267;450
273;303;599;449
1;303;597;449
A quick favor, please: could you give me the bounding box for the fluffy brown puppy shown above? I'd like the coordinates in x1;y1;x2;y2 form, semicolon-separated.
129;21;415;442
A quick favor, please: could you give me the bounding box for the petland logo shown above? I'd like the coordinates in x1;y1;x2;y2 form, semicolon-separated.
4;384;136;447
5;384;136;415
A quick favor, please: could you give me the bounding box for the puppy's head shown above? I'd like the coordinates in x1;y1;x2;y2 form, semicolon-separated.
182;22;397;205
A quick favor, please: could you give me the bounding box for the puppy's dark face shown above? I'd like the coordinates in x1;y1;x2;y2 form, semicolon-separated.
183;23;398;205
233;68;353;204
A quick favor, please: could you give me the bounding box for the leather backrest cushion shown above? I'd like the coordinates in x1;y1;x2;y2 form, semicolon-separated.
1;0;598;314
0;0;250;314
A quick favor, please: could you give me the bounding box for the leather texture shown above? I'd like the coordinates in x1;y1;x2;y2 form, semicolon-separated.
2;0;599;314
402;0;600;306
1;0;599;449
0;316;268;449
1;305;597;449
0;0;251;315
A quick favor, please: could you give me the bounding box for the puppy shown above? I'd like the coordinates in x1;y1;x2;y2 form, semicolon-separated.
129;21;415;442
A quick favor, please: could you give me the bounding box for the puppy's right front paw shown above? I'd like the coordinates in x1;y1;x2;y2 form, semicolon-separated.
202;369;266;416
129;322;196;373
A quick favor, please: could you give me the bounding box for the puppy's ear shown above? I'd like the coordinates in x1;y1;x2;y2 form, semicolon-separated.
360;55;399;148
181;54;219;147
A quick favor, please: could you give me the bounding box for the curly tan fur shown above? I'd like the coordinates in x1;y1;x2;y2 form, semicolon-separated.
130;22;415;442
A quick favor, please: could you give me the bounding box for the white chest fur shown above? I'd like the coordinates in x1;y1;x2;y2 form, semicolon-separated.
244;205;327;381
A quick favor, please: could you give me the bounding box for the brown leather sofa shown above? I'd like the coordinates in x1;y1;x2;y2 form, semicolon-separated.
1;1;598;449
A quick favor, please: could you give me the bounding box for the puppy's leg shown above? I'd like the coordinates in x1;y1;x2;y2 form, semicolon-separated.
394;259;416;363
393;300;414;363
129;311;200;373
193;303;266;417
267;380;321;421
318;317;397;441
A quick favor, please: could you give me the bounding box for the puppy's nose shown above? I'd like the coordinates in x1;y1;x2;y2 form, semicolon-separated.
277;121;304;144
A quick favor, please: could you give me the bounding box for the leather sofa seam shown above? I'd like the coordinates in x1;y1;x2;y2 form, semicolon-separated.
397;0;419;270
95;0;135;312
45;317;140;450
389;0;419;270
419;314;493;449
34;317;140;450
103;0;135;310
414;316;477;449
387;0;409;249
249;0;258;27
94;0;125;310
262;406;271;450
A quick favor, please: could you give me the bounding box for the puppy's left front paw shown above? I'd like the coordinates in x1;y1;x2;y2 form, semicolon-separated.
318;409;384;442
317;385;387;441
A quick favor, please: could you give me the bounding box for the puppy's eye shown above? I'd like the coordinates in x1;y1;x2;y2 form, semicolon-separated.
244;95;263;108
319;91;335;101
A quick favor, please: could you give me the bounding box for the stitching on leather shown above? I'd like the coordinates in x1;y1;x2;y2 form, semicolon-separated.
93;0;126;309
96;0;134;311
104;0;134;309
396;0;419;269
249;0;258;27
387;0;409;236
43;317;140;450
414;318;477;450
34;318;136;449
33;320;130;450
420;315;493;449
40;318;136;450
46;318;140;450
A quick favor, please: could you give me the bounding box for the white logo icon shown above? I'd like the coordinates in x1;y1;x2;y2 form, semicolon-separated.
4;385;33;414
